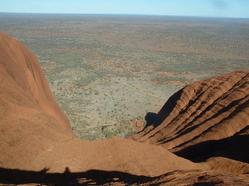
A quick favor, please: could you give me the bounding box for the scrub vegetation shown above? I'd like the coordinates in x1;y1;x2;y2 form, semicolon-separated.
1;13;248;139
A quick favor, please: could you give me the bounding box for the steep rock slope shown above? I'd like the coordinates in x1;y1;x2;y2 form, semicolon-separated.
0;33;71;131
133;70;249;176
134;71;249;151
0;32;74;169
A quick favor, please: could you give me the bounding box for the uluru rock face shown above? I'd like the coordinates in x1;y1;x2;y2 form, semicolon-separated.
134;71;249;151
0;32;71;131
133;70;249;178
0;32;74;169
0;32;249;185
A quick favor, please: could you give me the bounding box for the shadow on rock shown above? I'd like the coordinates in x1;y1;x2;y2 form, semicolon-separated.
0;167;155;186
174;135;249;164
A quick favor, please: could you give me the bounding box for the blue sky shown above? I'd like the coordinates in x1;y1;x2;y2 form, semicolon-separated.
0;0;249;18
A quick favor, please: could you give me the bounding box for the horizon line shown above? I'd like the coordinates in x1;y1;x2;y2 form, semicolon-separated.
1;11;249;19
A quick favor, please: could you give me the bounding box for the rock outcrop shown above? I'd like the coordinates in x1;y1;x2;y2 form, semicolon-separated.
133;70;249;178
134;71;249;151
